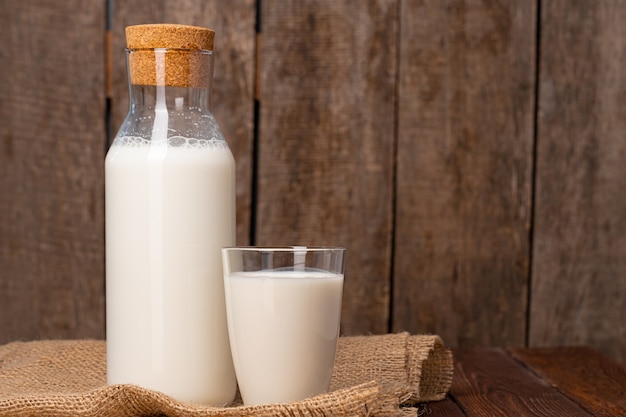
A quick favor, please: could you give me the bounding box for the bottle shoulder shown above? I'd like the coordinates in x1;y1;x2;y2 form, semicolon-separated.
114;108;226;143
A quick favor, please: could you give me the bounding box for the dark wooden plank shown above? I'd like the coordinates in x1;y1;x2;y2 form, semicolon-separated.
257;1;397;334
0;1;106;341
451;348;592;416
417;396;465;416
530;0;626;365
110;0;256;245
510;347;626;417
393;0;536;347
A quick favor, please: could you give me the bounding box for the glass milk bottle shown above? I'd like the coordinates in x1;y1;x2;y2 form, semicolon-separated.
105;24;236;405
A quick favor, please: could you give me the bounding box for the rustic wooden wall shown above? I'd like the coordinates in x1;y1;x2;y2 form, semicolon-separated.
0;0;107;341
393;0;536;349
530;0;626;363
0;0;624;364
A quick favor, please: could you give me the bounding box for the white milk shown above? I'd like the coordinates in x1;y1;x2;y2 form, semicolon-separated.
224;270;344;405
105;136;237;405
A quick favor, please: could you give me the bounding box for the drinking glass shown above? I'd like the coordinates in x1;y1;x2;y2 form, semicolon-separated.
222;246;345;405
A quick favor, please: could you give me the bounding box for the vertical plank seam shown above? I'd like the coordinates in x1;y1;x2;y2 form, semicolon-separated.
104;0;115;338
526;0;542;348
249;0;262;245
105;0;114;149
388;0;402;333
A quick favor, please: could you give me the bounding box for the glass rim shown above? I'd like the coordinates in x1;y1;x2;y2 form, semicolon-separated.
222;246;345;252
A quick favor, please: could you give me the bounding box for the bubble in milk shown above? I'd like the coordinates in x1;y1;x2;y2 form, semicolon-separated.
113;135;227;149
169;136;186;147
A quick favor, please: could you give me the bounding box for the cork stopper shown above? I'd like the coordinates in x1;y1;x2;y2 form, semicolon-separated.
126;24;214;51
125;24;215;87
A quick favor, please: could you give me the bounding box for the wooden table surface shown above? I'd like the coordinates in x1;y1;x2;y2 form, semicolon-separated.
419;347;626;416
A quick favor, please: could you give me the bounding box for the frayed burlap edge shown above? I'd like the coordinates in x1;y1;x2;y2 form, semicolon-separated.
0;381;384;417
331;332;453;405
406;335;454;403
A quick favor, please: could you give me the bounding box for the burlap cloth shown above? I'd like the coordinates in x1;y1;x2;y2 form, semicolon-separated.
0;332;452;417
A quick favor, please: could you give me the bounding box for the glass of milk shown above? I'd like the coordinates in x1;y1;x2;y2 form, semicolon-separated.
222;246;345;406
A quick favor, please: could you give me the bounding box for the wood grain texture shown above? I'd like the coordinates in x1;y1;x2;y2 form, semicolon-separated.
0;1;106;342
110;0;256;245
417;397;465;416
451;348;592;416
530;0;626;364
257;0;397;334
393;1;536;347
510;346;626;416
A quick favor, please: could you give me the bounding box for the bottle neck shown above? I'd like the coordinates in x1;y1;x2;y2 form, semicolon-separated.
116;48;223;142
128;83;212;113
126;48;214;112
